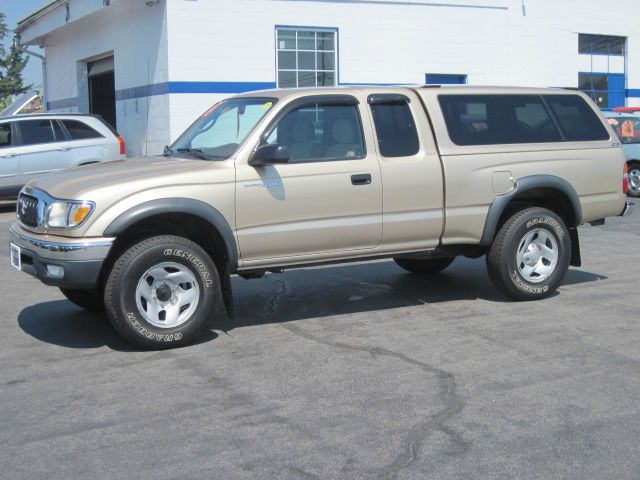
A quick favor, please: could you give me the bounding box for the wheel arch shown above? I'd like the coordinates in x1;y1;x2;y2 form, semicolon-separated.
100;199;238;316
479;175;582;247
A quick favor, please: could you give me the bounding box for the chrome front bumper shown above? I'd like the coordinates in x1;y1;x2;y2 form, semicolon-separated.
9;223;114;288
621;201;634;217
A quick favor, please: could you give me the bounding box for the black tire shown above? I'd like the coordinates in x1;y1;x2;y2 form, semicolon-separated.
393;256;455;274
104;235;220;350
60;288;105;312
627;162;640;198
487;207;571;301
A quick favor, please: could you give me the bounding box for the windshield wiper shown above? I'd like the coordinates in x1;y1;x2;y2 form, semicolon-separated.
176;148;210;160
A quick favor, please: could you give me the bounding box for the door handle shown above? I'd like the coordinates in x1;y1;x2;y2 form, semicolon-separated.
57;147;71;152
351;173;372;185
0;153;17;158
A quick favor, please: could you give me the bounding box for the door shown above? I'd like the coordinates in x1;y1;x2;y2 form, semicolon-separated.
88;56;116;129
0;122;21;197
368;92;445;249
14;119;74;184
235;96;383;264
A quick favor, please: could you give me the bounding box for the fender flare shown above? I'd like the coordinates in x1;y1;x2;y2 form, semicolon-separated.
479;175;582;246
103;198;238;270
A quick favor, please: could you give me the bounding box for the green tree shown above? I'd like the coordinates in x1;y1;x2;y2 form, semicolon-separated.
0;12;32;108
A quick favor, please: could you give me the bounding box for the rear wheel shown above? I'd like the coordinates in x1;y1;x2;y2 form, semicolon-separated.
393;257;455;274
104;235;220;349
628;162;640;198
60;288;105;312
487;207;570;301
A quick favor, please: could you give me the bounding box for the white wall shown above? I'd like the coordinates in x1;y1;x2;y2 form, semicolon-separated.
40;0;170;156
24;0;640;153
162;0;640;141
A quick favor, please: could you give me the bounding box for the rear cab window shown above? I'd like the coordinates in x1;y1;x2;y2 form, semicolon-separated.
369;94;420;157
438;93;609;146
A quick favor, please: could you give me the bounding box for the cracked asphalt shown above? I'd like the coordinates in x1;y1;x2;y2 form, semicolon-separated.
1;201;639;479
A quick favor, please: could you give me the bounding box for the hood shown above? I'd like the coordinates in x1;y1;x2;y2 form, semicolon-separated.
29;156;220;200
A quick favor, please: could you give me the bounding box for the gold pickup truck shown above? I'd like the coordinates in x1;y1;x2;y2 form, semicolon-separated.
9;86;633;349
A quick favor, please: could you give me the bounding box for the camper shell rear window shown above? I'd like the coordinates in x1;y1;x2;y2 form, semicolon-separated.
438;94;609;146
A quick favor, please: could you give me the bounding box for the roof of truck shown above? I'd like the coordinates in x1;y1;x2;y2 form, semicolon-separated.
234;85;582;100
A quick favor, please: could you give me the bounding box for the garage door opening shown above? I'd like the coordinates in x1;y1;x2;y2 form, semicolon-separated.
88;56;116;129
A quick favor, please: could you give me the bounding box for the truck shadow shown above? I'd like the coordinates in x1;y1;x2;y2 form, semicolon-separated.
17;258;608;350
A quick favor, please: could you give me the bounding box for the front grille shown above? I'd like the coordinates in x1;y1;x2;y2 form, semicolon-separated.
17;194;39;228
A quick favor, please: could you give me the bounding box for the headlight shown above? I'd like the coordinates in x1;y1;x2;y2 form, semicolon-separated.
46;201;95;229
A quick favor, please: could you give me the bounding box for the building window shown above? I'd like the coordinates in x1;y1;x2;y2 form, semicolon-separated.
276;27;337;88
578;34;625;55
425;74;467;85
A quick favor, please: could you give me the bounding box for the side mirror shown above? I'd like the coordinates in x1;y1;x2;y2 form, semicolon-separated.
249;144;289;166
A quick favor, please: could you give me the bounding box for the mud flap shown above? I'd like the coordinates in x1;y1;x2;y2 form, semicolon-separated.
220;261;235;318
569;228;581;267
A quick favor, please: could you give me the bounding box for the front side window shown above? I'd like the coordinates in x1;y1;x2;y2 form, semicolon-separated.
438;95;562;146
266;102;364;163
276;27;337;88
0;123;12;148
370;100;420;157
606;116;640;144
17;120;57;146
171;98;276;159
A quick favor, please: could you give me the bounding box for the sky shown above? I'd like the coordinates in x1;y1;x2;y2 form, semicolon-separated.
1;0;47;88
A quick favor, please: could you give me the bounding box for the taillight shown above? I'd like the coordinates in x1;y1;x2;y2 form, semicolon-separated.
623;163;629;194
117;135;126;155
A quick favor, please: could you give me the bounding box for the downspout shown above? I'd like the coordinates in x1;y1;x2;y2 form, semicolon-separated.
13;34;47;111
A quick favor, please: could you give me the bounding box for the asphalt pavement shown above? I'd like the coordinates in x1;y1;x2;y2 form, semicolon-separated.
0;201;639;479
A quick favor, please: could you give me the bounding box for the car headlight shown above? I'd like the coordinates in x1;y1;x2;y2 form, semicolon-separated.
46;201;95;229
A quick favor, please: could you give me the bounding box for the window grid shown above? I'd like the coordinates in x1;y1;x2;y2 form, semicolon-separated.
277;28;337;88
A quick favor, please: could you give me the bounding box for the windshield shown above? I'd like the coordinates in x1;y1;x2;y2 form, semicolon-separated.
606;116;640;144
170;97;276;158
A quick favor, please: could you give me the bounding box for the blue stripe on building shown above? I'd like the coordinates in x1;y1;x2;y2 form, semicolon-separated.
47;97;79;110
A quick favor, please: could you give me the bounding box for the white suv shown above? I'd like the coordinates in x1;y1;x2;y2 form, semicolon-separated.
0;113;125;199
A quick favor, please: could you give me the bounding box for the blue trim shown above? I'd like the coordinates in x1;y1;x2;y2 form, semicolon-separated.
47;97;78;110
116;83;169;101
115;81;277;101
425;73;467;85
168;81;276;94
627;89;640;97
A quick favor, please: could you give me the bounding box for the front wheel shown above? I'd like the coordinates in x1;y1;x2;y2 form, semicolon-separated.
628;163;640;198
104;235;220;349
486;207;571;301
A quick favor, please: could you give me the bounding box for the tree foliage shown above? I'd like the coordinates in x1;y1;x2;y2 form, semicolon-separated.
0;12;33;107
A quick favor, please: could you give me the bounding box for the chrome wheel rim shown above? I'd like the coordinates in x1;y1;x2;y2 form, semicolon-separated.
135;262;200;329
629;168;640;195
516;228;559;284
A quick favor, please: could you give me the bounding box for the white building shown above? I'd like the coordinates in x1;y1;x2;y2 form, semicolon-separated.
16;0;640;157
